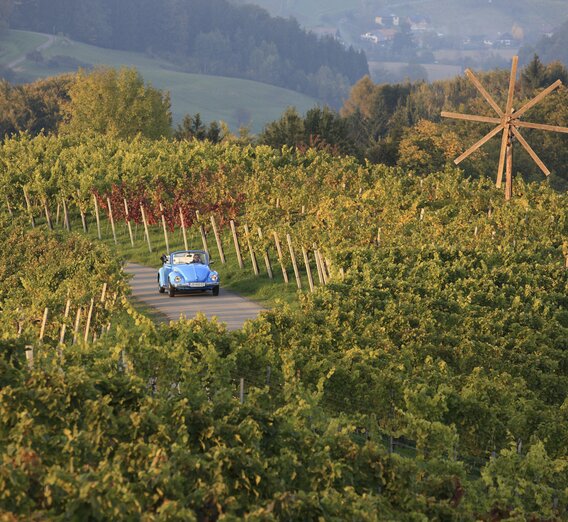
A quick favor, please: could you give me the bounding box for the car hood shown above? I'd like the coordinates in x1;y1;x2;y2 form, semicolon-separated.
171;264;210;282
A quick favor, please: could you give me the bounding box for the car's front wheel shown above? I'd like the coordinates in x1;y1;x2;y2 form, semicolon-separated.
212;286;220;296
158;276;165;293
169;284;176;297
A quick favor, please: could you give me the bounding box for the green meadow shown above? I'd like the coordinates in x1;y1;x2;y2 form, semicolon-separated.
0;30;319;132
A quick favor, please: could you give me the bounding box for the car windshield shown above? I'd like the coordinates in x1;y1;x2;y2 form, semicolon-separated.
171;251;209;265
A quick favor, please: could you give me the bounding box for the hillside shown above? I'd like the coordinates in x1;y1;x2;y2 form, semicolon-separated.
8;0;368;107
0;30;319;132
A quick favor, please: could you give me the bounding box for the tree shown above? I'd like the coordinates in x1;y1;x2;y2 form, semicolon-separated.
62;67;171;139
175;113;222;143
340;76;378;119
0;75;73;137
521;54;547;93
398;120;461;173
259;107;305;148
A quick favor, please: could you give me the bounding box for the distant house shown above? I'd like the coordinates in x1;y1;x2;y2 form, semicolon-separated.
379;28;397;41
361;32;379;44
375;13;400;27
496;32;516;47
407;15;430;32
361;28;397;45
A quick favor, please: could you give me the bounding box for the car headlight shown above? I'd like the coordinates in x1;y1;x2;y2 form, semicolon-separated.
210;273;218;281
174;275;182;283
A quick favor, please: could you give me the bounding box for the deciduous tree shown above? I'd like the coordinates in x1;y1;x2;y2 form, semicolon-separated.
61;67;171;139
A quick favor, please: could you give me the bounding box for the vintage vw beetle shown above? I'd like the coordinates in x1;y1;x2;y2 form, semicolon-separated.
158;250;220;297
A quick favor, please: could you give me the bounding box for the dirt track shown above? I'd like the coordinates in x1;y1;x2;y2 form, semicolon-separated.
126;263;265;331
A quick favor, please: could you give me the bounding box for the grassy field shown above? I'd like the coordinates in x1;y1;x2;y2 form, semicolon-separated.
0;29;48;64
0;30;319;133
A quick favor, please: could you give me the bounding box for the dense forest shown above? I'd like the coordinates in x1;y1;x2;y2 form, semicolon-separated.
5;0;368;107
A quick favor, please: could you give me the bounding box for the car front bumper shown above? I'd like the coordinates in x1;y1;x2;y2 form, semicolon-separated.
172;282;219;291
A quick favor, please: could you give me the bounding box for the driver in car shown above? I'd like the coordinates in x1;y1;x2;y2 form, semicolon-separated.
191;253;202;264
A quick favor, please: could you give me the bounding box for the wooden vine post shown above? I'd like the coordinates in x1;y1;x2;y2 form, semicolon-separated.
244;224;259;276
196;211;209;255
313;243;324;285
301;246;314;292
230;220;244;269
39;307;49;341
43;200;53;230
106;198;118;245
179;208;189;250
273;232;289;284
23;187;35;228
286;234;302;290
62;199;71;231
323;257;332;283
93;195;102;240
210;216;226;264
5;196;13;217
100;282;108;304
159;203;170;253
84;298;95;343
140;205;152;252
25;346;34;369
257;227;273;279
314;249;328;285
442;55;568;200
199;223;209;254
124;198;135;246
72;307;82;345
77;191;88;233
59;299;71;345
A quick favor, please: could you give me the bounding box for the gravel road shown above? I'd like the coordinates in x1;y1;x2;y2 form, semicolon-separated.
126;263;265;331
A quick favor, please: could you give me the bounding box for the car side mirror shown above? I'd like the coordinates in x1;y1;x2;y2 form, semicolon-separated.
209;260;215;265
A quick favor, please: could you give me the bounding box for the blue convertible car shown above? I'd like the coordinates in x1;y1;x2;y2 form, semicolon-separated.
158;250;220;297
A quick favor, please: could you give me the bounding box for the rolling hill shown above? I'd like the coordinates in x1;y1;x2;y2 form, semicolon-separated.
0;30;320;133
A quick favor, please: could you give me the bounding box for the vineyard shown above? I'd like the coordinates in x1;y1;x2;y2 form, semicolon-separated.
1;134;568;519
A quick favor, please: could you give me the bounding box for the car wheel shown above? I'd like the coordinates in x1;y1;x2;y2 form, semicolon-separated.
169;284;176;297
212;286;220;296
158;276;165;293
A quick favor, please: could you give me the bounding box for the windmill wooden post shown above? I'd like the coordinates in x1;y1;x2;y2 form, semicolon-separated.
442;56;568;200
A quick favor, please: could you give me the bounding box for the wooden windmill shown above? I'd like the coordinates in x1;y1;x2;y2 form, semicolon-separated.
441;56;568;199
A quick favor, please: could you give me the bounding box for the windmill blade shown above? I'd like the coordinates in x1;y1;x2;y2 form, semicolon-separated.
496;125;509;188
505;56;518;116
513;80;562;119
441;111;501;124
465;69;504;117
455;124;504;165
514;120;568;134
511;127;551;176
